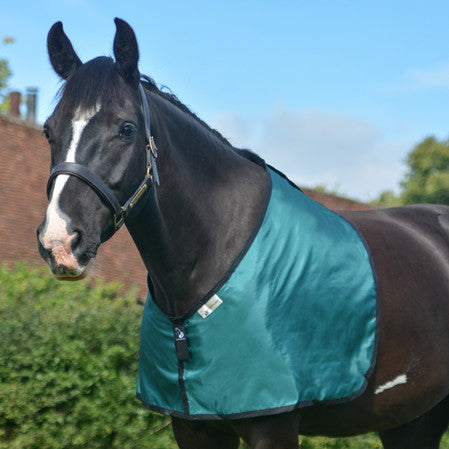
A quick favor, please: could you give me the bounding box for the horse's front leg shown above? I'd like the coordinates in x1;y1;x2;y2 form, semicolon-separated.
231;410;300;449
171;417;240;449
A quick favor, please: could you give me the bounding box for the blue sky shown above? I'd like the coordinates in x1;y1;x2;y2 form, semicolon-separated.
2;0;449;201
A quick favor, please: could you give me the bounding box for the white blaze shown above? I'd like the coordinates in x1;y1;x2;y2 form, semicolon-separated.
41;105;100;269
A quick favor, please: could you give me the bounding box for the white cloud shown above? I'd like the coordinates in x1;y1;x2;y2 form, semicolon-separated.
407;61;449;90
211;106;410;202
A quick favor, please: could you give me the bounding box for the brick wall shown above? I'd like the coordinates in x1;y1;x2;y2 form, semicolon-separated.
0;113;372;298
0;114;147;298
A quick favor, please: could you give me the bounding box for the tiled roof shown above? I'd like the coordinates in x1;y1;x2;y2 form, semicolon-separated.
301;188;373;211
0;113;372;298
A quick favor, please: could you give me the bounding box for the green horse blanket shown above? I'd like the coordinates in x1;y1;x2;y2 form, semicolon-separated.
137;167;378;419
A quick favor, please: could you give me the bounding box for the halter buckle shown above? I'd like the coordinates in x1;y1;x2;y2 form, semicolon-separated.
114;210;125;230
129;183;149;209
146;136;160;186
148;136;158;158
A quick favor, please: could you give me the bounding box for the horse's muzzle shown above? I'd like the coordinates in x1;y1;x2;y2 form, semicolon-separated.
36;221;93;281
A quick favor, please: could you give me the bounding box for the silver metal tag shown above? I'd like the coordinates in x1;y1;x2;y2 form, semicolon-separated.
197;294;223;319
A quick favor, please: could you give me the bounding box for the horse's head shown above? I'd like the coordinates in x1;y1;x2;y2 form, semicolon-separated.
37;19;152;280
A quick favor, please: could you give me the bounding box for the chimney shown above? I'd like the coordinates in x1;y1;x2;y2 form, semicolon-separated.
9;91;21;117
26;87;38;123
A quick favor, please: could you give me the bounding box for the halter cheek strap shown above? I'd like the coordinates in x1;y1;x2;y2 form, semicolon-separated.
139;83;160;187
46;81;159;232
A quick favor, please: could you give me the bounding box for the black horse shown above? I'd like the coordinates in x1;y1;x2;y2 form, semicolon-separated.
37;18;449;449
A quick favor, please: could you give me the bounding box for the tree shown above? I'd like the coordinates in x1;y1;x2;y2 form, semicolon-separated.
400;136;449;205
0;37;14;113
371;189;401;207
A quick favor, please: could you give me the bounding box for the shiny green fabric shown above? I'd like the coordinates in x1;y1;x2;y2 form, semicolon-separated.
137;168;378;419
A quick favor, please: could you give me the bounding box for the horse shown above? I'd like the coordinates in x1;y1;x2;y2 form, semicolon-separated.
36;18;449;449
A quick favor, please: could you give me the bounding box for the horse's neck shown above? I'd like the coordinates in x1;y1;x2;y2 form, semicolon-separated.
126;93;268;317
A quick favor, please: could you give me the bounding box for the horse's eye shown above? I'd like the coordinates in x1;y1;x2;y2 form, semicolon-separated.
120;124;136;138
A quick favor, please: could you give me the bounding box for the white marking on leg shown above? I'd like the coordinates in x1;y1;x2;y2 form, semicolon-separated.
375;374;408;395
41;104;100;267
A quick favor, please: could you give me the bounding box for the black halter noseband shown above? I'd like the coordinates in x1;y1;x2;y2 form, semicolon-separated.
46;82;159;233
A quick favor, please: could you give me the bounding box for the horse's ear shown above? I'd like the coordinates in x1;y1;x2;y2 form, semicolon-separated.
113;18;140;84
47;22;82;80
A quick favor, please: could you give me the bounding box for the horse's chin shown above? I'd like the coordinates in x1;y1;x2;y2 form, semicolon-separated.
52;259;94;282
53;271;88;282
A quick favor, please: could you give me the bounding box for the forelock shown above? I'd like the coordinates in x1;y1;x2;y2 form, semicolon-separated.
58;56;127;113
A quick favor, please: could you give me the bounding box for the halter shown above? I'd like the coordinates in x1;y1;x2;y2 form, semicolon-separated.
46;82;159;232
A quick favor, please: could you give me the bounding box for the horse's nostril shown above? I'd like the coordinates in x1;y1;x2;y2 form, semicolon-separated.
37;237;52;259
36;222;46;244
71;231;81;248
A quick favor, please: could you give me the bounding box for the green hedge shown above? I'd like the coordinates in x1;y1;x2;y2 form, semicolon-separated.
0;263;175;449
3;263;449;449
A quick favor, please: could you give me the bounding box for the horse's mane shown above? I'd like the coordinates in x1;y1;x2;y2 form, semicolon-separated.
140;75;233;148
58;56;265;167
140;75;265;167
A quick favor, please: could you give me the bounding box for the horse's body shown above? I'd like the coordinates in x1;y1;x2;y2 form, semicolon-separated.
303;204;449;435
36;19;449;448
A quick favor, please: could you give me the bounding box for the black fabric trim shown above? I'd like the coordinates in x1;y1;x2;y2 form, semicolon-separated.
136;376;372;421
137;164;380;422
266;164;304;193
136;393;189;419
164;163;273;323
262;164;380;394
136;393;306;421
332;212;381;395
137;373;375;421
142;161;273;419
178;359;190;416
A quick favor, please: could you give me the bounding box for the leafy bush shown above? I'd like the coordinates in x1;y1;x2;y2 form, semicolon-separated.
3;263;449;449
0;262;175;449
